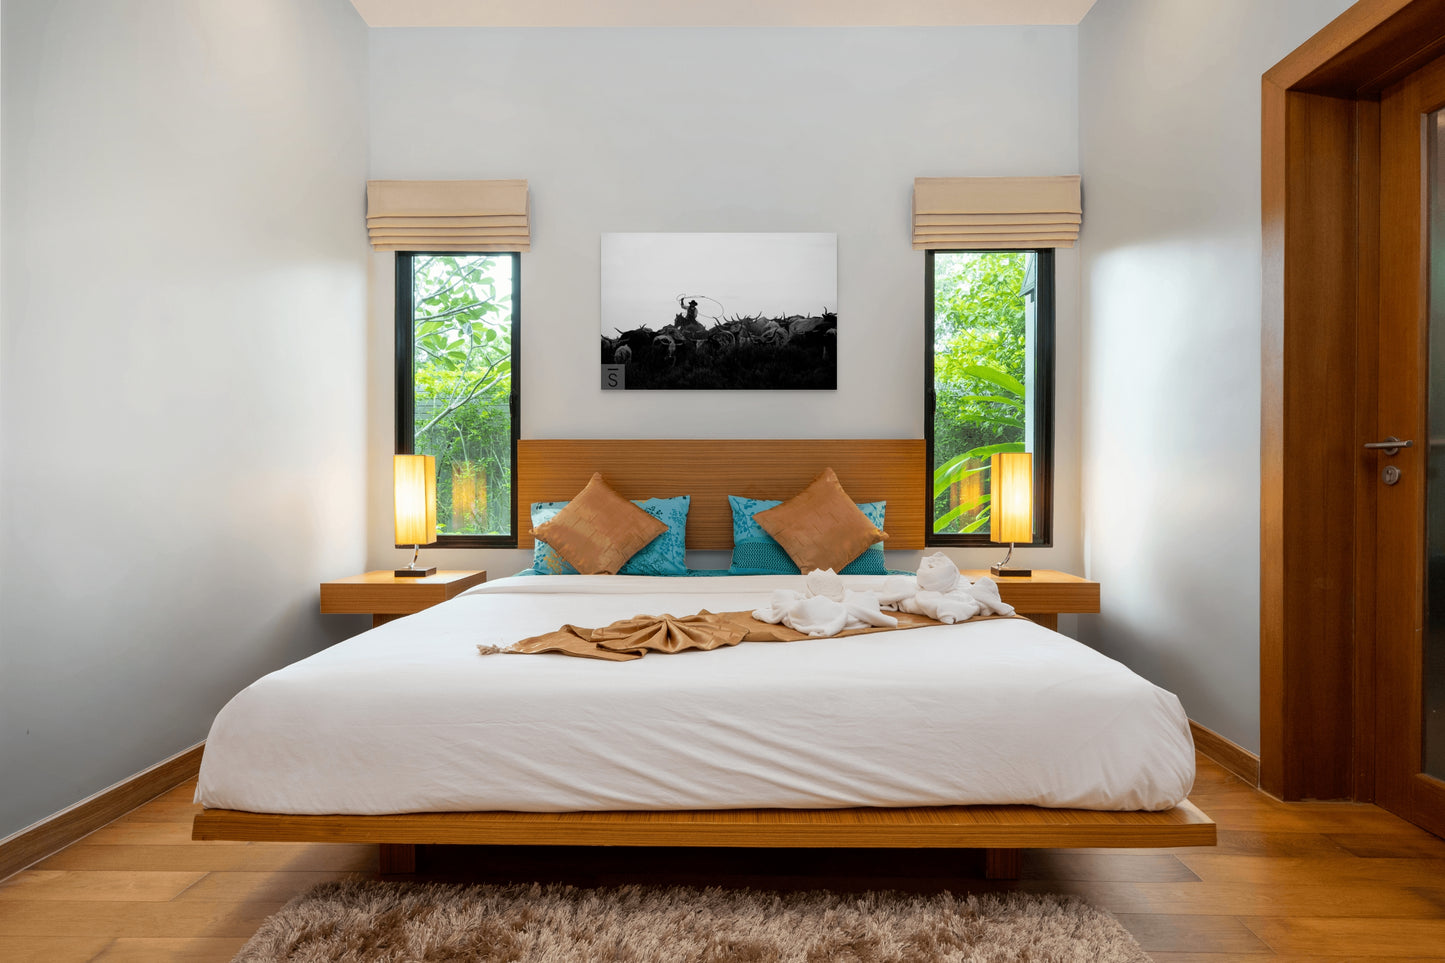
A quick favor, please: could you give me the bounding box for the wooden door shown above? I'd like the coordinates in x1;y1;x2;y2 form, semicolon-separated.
1374;52;1445;837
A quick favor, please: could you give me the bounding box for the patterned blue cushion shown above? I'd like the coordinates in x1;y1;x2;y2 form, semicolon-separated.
727;495;887;575
529;502;577;575
624;496;691;576
531;495;690;576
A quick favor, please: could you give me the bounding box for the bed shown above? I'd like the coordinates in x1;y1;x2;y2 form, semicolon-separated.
192;439;1214;878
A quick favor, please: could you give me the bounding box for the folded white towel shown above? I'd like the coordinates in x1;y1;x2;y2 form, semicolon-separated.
751;556;1014;636
841;589;899;628
751;572;899;637
963;575;1014;616
774;594;847;637
879;553;1015;624
895;589;981;624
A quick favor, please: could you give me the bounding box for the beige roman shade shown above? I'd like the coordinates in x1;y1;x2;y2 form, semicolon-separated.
366;179;530;252
912;176;1081;250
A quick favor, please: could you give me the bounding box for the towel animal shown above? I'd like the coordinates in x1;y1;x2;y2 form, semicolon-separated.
878;552;1015;624
752;568;898;637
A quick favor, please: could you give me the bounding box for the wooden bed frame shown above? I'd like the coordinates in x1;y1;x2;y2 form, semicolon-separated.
192;439;1215;878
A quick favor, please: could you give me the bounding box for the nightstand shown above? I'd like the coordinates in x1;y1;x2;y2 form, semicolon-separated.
320;570;487;627
961;569;1099;631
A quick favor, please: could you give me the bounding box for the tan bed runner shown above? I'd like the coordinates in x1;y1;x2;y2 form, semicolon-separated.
481;609;1017;661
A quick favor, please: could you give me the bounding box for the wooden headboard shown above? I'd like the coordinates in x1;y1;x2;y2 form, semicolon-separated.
517;439;925;550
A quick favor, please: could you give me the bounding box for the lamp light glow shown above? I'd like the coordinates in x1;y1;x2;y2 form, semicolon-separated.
393;454;437;577
989;451;1033;577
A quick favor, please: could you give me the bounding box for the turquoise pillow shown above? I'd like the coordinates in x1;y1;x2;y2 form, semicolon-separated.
727;495;887;575
531;495;690;576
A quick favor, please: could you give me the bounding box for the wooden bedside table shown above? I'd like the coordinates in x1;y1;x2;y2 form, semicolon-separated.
961;569;1099;631
320;570;487;627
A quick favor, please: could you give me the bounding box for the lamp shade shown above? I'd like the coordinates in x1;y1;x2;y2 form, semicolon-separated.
989;452;1033;544
394;454;437;546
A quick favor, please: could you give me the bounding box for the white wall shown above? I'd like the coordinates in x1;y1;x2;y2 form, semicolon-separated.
366;26;1084;581
1076;0;1354;753
0;0;370;838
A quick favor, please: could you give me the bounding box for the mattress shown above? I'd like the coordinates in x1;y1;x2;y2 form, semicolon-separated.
196;573;1196;815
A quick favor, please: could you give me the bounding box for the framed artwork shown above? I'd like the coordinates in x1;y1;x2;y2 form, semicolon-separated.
600;232;837;390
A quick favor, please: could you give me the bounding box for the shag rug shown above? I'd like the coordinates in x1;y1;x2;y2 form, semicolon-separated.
232;880;1150;963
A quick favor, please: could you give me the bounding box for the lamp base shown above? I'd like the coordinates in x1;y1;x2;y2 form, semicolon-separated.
990;564;1032;578
394;567;437;578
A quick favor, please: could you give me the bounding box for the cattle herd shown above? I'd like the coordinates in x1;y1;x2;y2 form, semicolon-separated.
600;305;837;390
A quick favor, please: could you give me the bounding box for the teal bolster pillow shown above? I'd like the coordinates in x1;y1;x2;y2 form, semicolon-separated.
727;495;887;575
531;495;690;576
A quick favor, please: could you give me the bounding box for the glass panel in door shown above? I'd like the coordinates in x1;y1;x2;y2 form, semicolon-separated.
1426;109;1445;779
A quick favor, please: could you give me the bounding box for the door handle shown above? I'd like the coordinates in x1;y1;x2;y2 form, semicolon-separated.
1364;437;1413;455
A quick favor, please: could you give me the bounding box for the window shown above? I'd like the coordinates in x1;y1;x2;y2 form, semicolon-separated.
925;249;1054;546
395;253;520;547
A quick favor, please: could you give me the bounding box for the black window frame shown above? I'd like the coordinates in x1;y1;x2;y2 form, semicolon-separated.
924;248;1055;548
395;251;521;549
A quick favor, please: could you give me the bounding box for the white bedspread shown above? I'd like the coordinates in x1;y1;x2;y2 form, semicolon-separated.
196;574;1195;814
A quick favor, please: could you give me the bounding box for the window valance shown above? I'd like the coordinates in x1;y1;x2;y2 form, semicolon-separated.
366;179;530;252
912;176;1081;250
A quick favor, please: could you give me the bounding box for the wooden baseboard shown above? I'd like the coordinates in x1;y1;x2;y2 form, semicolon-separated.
0;742;204;881
1191;720;1261;787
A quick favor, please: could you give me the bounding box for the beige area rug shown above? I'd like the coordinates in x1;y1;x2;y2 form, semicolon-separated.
233;880;1150;963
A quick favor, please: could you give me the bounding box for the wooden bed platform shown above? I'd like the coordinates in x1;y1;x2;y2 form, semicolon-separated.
194;438;1215;879
192;802;1215;878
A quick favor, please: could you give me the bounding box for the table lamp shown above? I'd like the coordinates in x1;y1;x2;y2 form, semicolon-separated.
394;453;437;577
989;451;1032;578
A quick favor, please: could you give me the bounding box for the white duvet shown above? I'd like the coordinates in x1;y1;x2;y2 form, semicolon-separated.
196;574;1196;814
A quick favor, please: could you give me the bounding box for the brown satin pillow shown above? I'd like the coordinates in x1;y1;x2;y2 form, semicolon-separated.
754;468;888;573
531;473;668;575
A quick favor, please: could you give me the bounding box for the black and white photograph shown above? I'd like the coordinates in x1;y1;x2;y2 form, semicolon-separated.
600;232;838;390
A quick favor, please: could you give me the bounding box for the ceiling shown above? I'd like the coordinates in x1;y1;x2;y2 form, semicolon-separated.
348;0;1100;28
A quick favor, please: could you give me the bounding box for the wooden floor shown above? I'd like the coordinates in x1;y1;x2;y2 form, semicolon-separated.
1;751;1443;962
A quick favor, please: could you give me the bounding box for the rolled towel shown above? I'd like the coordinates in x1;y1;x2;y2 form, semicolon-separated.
804;567;846;601
916;552;961;593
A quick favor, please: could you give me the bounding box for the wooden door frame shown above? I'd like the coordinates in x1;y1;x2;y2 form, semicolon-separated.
1262;0;1445;801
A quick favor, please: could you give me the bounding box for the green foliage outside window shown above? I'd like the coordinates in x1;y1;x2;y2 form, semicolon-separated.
931;251;1031;535
410;254;515;536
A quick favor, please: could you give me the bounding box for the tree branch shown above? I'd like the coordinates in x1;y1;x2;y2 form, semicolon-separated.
417;298;496;325
416;358;507;437
415;259;490;306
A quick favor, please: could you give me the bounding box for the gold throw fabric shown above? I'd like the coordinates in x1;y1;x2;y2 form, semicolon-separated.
366;179;530;251
489;609;995;662
912;175;1081;249
592;613;748;655
507;612;750;661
